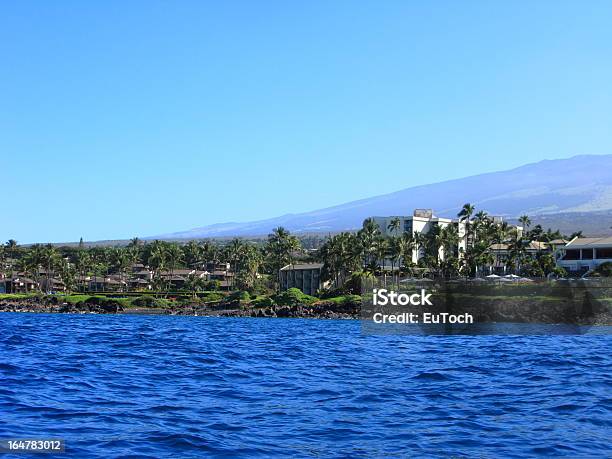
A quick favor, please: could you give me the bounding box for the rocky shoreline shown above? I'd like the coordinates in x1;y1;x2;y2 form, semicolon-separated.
1;294;610;325
0;297;360;319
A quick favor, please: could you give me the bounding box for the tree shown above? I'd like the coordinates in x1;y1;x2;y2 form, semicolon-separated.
518;215;531;230
373;237;389;286
183;241;203;269
110;248;131;291
398;232;416;279
265;227;301;290
57;258;76;293
5;239;19;260
234;244;263;290
438;224;460;278
20;245;44;291
185;273;207;298
165;243;184;292
387;217;401;236
388;236;402;287
358;218;381;267
41;244;60;293
458;203;475;222
225;239;246;289
147;240;167;291
594;262;612;277
319;232;361;289
569;231;583;240
75;250;91;292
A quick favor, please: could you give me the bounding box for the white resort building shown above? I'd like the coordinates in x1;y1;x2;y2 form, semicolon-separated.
372;209;468;264
556;236;612;274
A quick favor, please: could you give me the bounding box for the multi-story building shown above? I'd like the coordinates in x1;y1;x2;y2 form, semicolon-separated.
372;209;467;264
279;263;327;296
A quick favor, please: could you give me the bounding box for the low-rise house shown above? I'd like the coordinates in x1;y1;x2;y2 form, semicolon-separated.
40;277;66;293
2;276;39;293
88;276;126;292
131;263;146;272
133;269;153;279
279;263;326;296
556;236;612;274
157;269;209;290
129;278;151;290
487;241;550;275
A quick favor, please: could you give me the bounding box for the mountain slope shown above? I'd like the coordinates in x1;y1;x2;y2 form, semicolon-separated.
152;155;612;239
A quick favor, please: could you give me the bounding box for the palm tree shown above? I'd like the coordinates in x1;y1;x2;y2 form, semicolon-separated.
42;244;59;293
183;241;203;269
20;245;44;292
438;225;459;278
226;239;246;289
165;243;184;292
5;239;19;260
147;240;167;291
265;227;301;290
388;236;403;288
234;244;263;290
399;232;416;280
458;203;475;222
518;215;531;237
319;232;360;289
57;258;76;294
358;218;381;267
202;242;218;272
185;273;207;299
110;248;131;291
373;237;389;286
458;203;475;242
75;250;91;292
387;217;401;236
507;229;527;274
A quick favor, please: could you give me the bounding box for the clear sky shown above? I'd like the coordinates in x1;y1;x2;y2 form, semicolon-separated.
2;1;611;243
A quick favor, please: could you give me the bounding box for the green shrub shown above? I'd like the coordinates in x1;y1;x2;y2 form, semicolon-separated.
200;292;225;303
251;296;275;308
205;280;221;291
131;296;170;308
594;262;612;277
228;290;250;302
324;294;362;305
273;288;317;306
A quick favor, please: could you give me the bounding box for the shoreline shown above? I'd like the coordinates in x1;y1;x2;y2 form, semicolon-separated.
0;298;359;320
1;299;611;326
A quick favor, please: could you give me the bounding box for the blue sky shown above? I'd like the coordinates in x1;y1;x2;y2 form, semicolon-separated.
2;1;611;243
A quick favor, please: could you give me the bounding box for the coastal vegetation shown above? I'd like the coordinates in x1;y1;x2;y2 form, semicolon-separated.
0;204;594;313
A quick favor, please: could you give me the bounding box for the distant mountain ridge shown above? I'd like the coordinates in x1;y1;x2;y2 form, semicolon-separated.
151;155;612;239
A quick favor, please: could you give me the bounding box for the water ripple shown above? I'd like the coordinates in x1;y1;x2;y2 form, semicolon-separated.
0;313;610;458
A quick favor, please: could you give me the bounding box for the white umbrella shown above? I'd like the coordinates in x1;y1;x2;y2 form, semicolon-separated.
486;274;500;278
504;274;520;278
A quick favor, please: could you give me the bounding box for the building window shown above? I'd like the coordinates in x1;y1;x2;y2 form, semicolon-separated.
581;249;594;260
596;248;612;259
404;220;412;234
563;249;580;260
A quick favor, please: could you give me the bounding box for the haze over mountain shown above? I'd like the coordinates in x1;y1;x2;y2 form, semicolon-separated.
152;155;612;239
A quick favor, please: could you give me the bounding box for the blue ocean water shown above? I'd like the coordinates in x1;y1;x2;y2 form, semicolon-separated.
0;314;610;458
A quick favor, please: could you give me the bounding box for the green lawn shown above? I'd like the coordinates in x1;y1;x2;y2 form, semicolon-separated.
0;293;40;300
